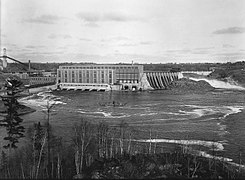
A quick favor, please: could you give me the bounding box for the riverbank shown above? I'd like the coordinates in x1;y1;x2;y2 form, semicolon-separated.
0;100;36;116
0;84;57;116
27;84;57;94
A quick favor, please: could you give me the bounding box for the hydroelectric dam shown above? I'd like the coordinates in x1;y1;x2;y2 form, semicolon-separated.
143;71;183;90
1;48;184;91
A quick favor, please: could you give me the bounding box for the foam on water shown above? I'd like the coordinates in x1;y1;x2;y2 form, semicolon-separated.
78;109;130;118
160;112;182;116
223;106;243;118
144;103;162;107
136;138;224;151
121;106;149;110
179;105;243;119
193;149;245;170
178;109;211;118
19;91;66;107
194;150;233;161
139;112;158;116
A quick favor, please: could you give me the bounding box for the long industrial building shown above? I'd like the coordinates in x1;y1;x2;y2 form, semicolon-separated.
57;64;144;91
57;63;182;91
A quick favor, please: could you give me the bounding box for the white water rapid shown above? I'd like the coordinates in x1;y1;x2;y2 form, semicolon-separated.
189;77;245;90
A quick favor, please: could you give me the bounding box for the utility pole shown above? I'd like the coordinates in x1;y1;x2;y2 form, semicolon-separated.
47;101;50;178
45;100;55;178
28;60;31;72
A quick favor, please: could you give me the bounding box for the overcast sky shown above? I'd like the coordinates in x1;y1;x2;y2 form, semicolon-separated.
1;0;245;64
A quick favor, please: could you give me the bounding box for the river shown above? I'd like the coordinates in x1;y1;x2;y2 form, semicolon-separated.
15;77;245;167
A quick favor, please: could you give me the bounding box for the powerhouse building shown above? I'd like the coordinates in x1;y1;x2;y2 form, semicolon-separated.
57;64;144;91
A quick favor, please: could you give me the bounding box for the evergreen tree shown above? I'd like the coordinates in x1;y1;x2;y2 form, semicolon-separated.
0;77;25;149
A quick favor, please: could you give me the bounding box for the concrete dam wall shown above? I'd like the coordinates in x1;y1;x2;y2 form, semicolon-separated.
144;72;182;89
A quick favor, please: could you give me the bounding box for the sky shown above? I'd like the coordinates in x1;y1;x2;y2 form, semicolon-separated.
1;0;245;64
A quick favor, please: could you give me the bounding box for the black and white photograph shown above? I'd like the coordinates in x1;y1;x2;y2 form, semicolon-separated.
0;0;245;179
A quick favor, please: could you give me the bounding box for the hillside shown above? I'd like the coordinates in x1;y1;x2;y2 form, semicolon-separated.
208;61;245;87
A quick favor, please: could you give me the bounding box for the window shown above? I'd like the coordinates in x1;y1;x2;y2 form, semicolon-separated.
86;71;90;83
94;71;97;83
101;71;104;83
109;71;112;84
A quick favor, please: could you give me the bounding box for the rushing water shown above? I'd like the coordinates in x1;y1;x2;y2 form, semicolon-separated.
17;78;245;166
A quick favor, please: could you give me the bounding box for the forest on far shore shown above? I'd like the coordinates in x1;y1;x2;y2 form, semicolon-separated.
3;60;245;72
2;60;245;87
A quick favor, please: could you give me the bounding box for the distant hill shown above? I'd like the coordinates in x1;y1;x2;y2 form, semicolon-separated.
4;62;93;72
143;63;219;72
4;62;221;72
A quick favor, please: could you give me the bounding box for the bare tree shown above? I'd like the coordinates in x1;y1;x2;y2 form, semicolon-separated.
73;119;93;176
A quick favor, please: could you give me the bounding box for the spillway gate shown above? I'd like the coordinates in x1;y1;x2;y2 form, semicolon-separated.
144;71;180;89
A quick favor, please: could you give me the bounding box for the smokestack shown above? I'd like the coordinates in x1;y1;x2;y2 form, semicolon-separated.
28;60;31;71
3;48;7;68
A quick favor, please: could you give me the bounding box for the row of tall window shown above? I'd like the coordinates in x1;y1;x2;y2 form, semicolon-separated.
58;67;141;84
62;70;110;84
61;66;140;70
31;77;53;81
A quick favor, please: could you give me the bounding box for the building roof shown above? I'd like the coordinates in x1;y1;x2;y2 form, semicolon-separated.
59;63;143;67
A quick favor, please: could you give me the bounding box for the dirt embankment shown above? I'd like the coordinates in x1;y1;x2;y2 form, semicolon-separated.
168;78;214;92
